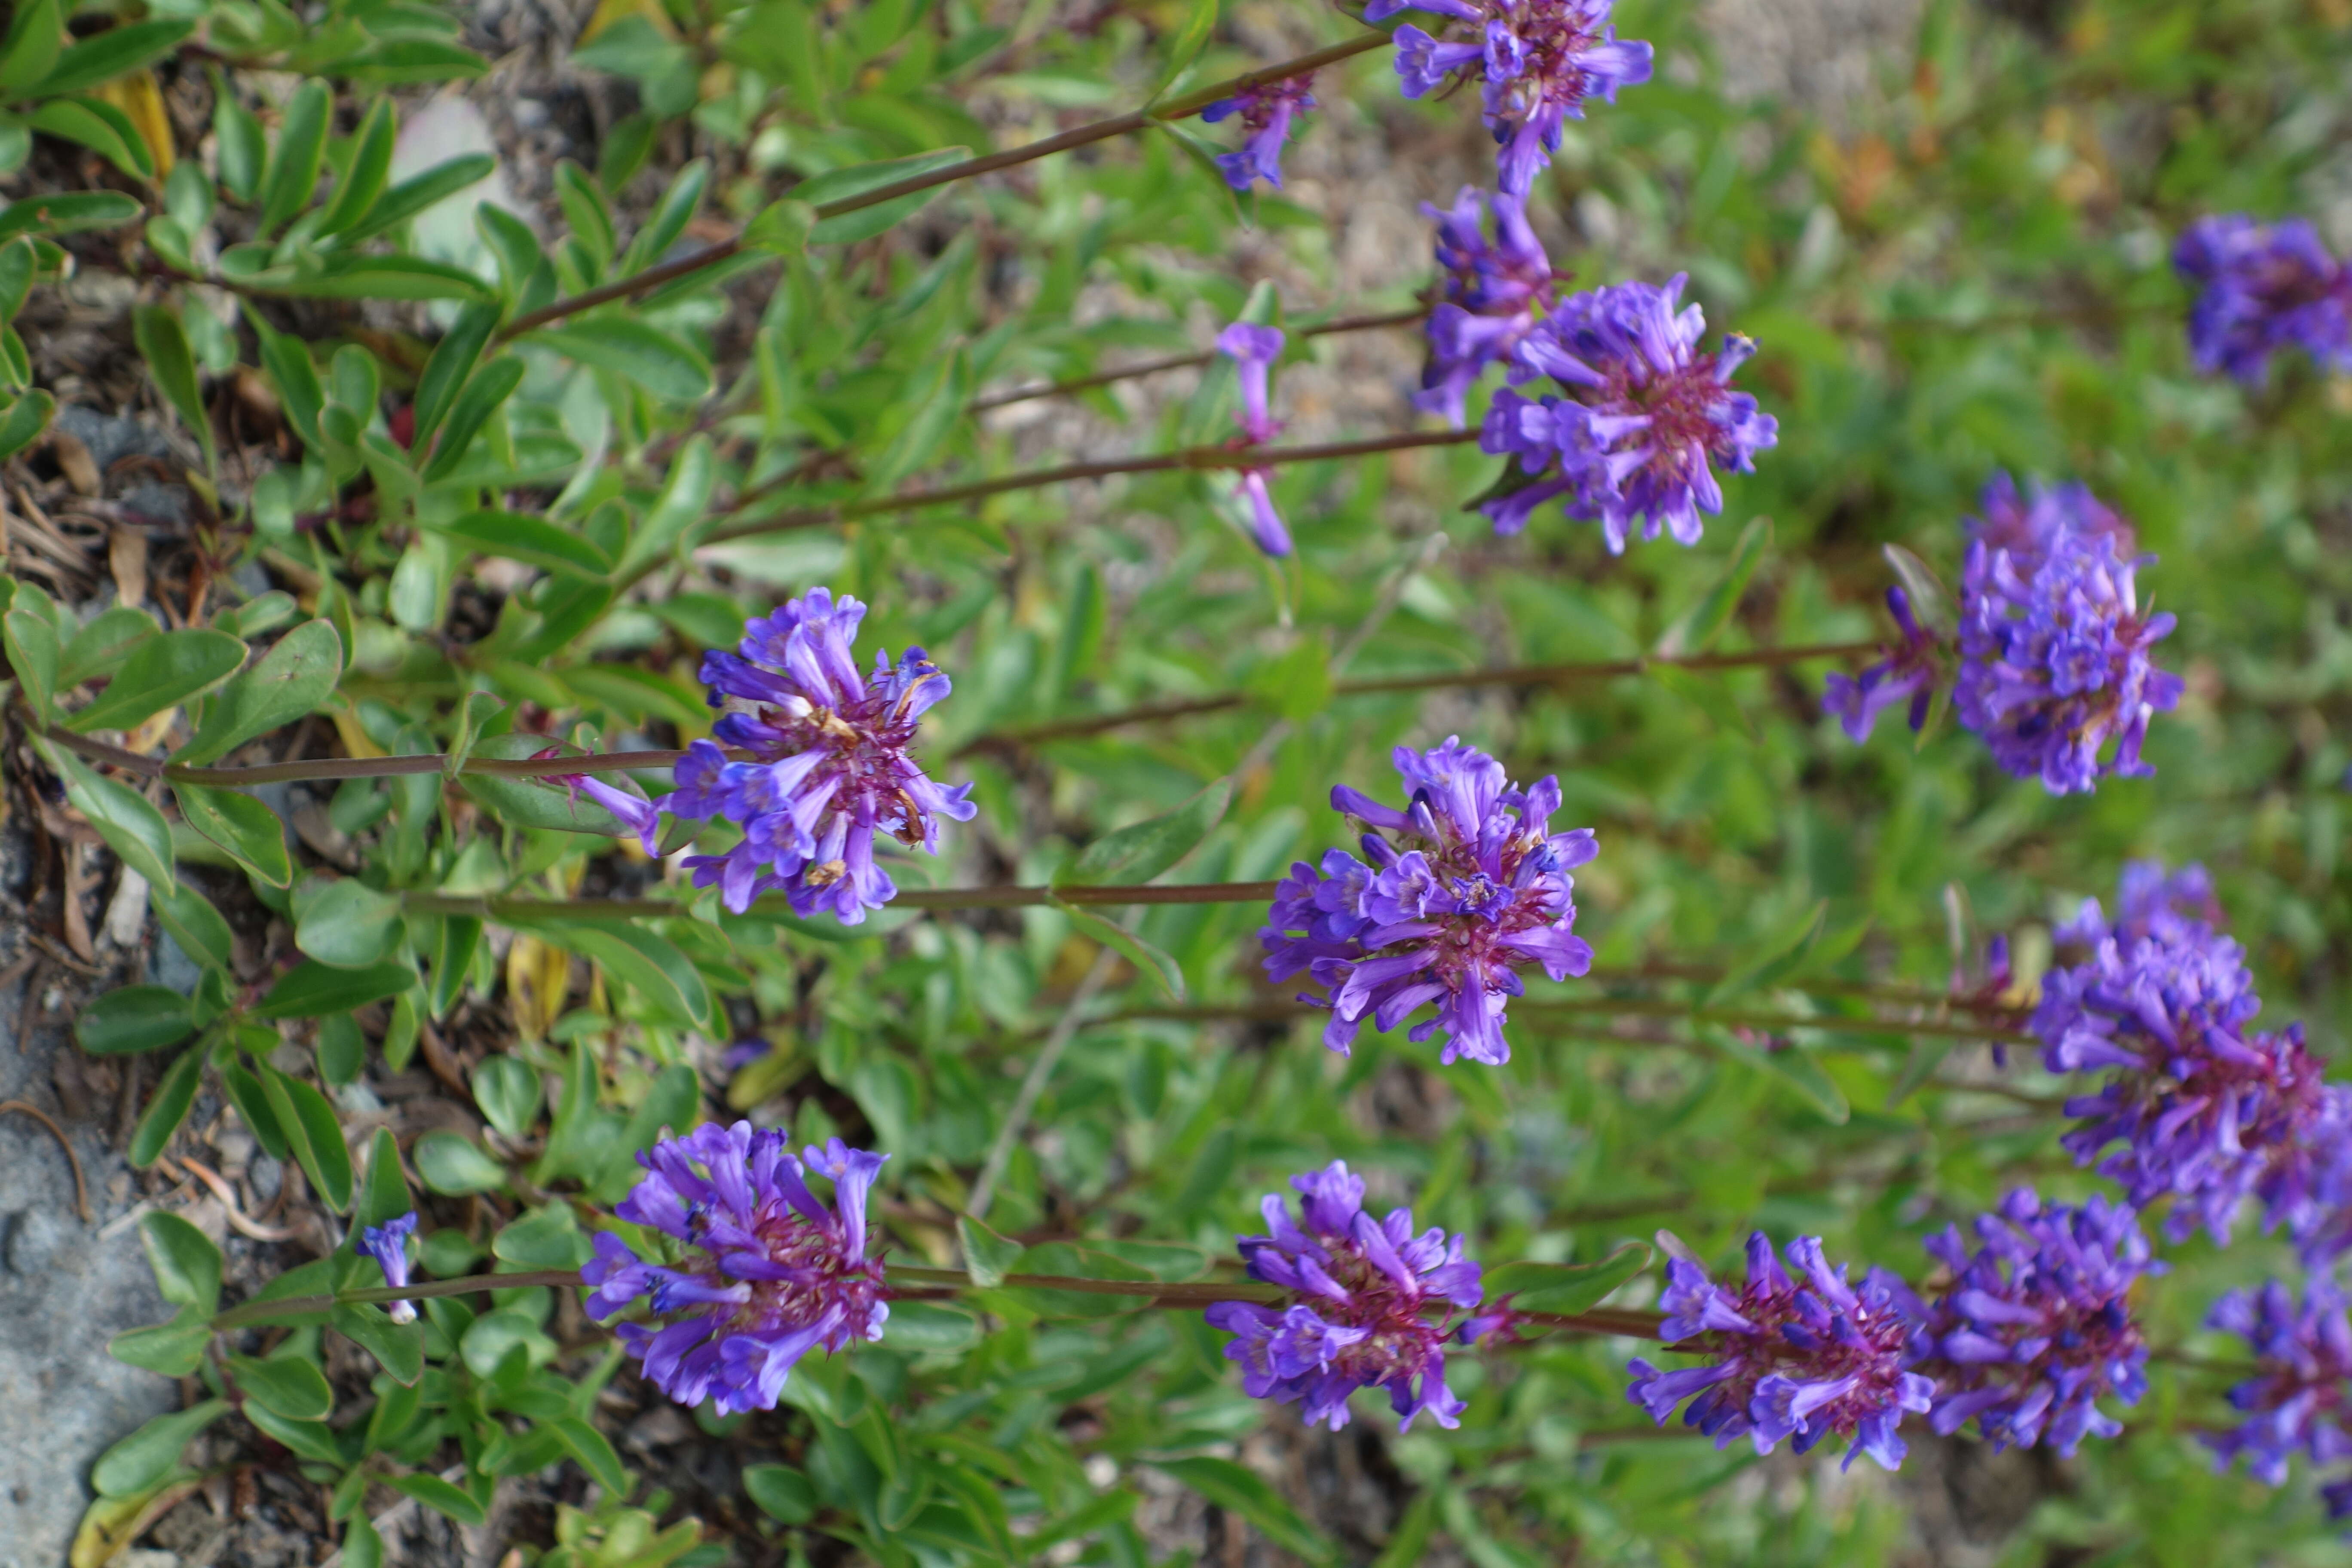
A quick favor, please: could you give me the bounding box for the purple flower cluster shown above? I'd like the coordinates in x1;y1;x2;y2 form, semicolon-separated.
1372;0;1654;195
2174;215;2352;385
1201;75;1317;191
358;1212;420;1325
2034;864;2338;1246
2202;1280;2352;1514
1954;474;2182;794
664;589;975;922
1626;1234;1933;1470
1415;187;1560;427
1216;322;1292;556
582;1124;889;1415
1206;1161;1483;1431
1260;738;1596;1066
1822;586;1942;743
1908;1190;2155;1456
1478;273;1777;550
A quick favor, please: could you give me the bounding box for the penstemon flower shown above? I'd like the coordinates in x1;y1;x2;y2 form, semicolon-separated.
1821;585;1942;743
1911;1189;2155;1457
1260;738;1595;1066
663;589;975;921
1478;274;1777;549
1201;75;1316;190
1415;187;1561;427
1626;1234;1934;1470
1216;321;1292;555
358;1212;420;1325
2174;214;2352;385
541;758;661;855
1954;476;2183;794
583;1124;889;1415
2034;864;2334;1245
2202;1279;2352;1516
1205;1161;1483;1431
1370;0;1654;196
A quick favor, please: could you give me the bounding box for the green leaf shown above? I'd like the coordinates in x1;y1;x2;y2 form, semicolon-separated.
1060;779;1230;887
742;1464;817;1525
246;311;322;448
172;783;293;887
419;355;524;482
129;306;217;473
436;508;609;577
548;1417;628;1495
1702;900;1829;1008
1655;516;1771;658
77;986;196;1055
257;1063;354;1212
30;20;191;97
242;1402;346;1466
740;198;813;258
107;1313;211;1377
1147;1457;1335;1565
1148;0;1219;101
521;920;709;1026
130;1046;203;1166
65;629;243;733
250;254;498;303
409;300;498;450
525;319;712;403
0;0;62;97
617;433;714;572
492;1205;589;1268
1883;543;1954;636
25;97;149;179
91;1400;228;1498
0;385;52;460
59;604;160;686
294;878;404;968
389;1472;485;1526
1709;1028;1851;1125
254;959;415;1019
882;1300;979;1352
40;740;176;891
259;79;330;236
862;347;970;493
176;618;343;765
622;155;707;274
355;1126;413;1229
141;1210;222;1314
413;1130;507;1195
152;879;234;969
228;1353;333;1421
340;153;495;243
1484;1241;1652;1314
1051;901;1185;1001
804;147;969;245
472;1054;542;1139
1887;1038;1954;1109
210;73;262;202
3;579;60;715
317;97;395;237
331;1303;424;1386
219;1063;288;1162
957;1215;1027;1289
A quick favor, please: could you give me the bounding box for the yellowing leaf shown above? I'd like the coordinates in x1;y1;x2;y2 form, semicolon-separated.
505;934;571;1041
580;0;675;45
92;68;172;180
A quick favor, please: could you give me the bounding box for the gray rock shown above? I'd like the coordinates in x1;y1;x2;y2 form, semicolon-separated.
48;405;171;476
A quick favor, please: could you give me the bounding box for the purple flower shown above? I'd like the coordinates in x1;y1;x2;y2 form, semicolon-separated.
1201;75;1316;190
1205;1161;1483;1431
1414;187;1561;427
584;1124;888;1415
544;766;662;855
1260;738;1596;1066
662;589;975;922
1910;1190;2154;1457
1216;322;1292;556
1626;1233;1933;1471
2034;864;2333;1246
720;1038;773;1071
1371;0;1654;196
2202;1280;2352;1504
1478;274;1777;550
2174;214;2352;384
1822;586;1944;743
358;1212;420;1325
1953;477;2183;795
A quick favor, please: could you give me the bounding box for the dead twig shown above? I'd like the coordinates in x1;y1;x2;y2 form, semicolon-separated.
0;1099;92;1222
164;1153;299;1241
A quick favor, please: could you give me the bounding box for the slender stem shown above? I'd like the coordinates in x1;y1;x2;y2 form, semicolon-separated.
971;640;1886;749
1112;997;2034;1045
401;880;1281;921
969;945;1121;1222
209;1269;582;1330
499;31;1394;339
40;727;692;786
969;306;1429;413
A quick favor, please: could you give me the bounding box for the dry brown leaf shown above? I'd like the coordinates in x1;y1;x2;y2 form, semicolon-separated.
107;523;147;606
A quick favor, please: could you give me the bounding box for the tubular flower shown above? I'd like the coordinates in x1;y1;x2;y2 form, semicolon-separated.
2034;864;2331;1245
1626;1234;1934;1471
1370;0;1654;196
663;589;974;922
1954;478;2183;795
358;1212;420;1325
543;762;662;855
1478;274;1777;549
1415;187;1561;427
1259;738;1596;1066
1911;1190;2156;1457
1822;585;1944;743
1968;470;2136;561
583;1124;889;1415
2173;214;2352;385
1216;321;1292;556
1204;1161;1484;1431
2202;1279;2352;1514
1200;74;1316;190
